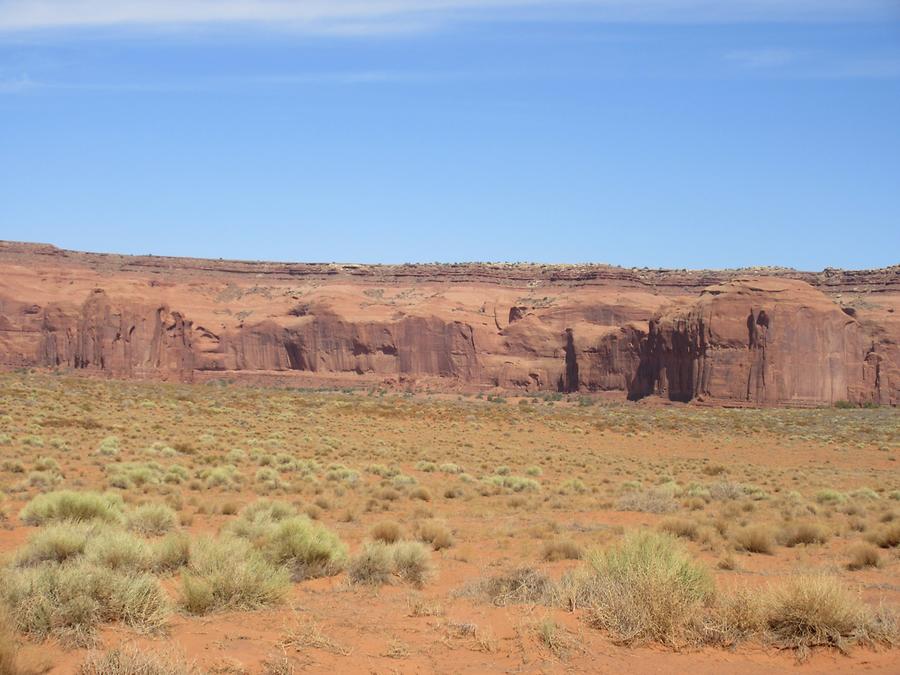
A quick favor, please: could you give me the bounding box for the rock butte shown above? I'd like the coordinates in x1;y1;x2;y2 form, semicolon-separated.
0;241;897;406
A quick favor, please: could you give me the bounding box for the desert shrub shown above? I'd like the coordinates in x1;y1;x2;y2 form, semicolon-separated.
20;491;124;525
846;543;881;570
702;464;727;476
225;500;297;539
541;538;583;561
415;519;454;550
84;529;153;572
763;576;896;657
617;489;677;514
347;542;393;586
525;465;543;477
732;525;775;554
15;523;92;566
150;532;191;574
1;460;25;473
815;489;846;505
463;566;555;606
97;436;121;456
108;463;165;489
126;503;179;536
33;457;60;472
78;645;199;675
439;463;463;474
391;474;417;487
485;475;540;493
1;561;168;646
164;466;190;485
0;607;26;675
559;478;587;495
869;523;900;548
708;482;745;501
575;531;714;646
261;516;348;579
371;520;403;544
780;522;828;547
415;461;437;472
201;465;241;490
658;517;699;541
389;541;433;587
347;541;433;587
410;487;432;502
366;463;397;478
712;586;766;646
851;488;880;501
181;536;290;614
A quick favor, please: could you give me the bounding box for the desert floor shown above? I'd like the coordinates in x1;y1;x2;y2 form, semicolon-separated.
0;372;898;674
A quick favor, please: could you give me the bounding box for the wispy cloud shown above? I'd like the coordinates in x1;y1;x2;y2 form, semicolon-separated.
0;68;484;94
726;48;797;69
0;73;35;91
0;1;895;33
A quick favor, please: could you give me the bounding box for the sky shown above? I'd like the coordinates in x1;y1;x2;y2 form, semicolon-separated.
1;1;899;270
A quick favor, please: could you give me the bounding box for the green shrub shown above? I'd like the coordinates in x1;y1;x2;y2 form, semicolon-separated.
150;533;191;574
262;516;347;579
181;536;290;614
815;489;846;505
127;504;179;536
20;491;124;526
14;524;92;566
84;529;153;573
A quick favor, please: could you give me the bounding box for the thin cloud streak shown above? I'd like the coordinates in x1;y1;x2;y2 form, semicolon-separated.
726;48;797;69
0;0;895;33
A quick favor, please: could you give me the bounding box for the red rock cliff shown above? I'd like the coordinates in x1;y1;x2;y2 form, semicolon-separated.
0;241;897;405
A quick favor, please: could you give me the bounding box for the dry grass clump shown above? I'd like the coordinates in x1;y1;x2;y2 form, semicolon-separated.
461;566;556;607
868;523;900;548
779;522;828;547
1;561;169;647
20;491;124;525
181;536;290;615
532;617;582;660
371;520;403;544
658;517;699;541
126;504;179;536
541;538;583;562
763;576;896;657
347;541;433;587
414;519;454;550
732;525;775;554
846;543;882;570
569;531;714;647
617;489;677;514
1;607;33;675
14;523;92;566
78;645;199;675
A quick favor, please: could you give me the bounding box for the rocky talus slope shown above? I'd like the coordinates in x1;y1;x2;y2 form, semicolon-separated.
0;241;897;405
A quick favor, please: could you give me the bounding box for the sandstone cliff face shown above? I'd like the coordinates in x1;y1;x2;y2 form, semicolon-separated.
625;279;892;405
0;241;897;405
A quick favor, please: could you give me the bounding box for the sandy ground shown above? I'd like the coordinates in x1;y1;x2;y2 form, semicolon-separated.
1;374;898;674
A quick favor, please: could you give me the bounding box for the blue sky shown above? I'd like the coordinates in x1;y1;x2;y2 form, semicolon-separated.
1;1;898;269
